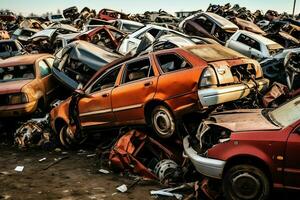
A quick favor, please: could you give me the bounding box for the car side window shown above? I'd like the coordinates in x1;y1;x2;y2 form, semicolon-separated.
156;53;191;73
39;60;51;77
138;28;160;40
123;58;153;83
90;65;121;93
194;16;214;33
237;34;261;51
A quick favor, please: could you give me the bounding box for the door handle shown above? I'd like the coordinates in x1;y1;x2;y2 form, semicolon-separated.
144;81;153;87
102;93;109;97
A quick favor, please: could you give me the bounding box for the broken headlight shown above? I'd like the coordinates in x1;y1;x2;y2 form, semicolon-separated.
8;93;28;105
196;122;231;154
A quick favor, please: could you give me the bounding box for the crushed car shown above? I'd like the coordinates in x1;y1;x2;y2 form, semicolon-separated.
0;39;26;59
117;24;187;55
226;30;300;61
51;40;122;91
184;95;300;200
98;8;129;21
50;44;269;146
0;54;56;118
11;27;39;45
109;19;144;33
179;12;239;45
74;25;126;52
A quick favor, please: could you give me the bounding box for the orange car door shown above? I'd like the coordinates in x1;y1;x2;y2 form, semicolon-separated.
37;59;55;101
111;57;158;122
78;65;122;128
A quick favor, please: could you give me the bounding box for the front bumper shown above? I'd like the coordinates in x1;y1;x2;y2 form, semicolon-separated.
183;136;225;179
198;78;269;107
0;101;38;118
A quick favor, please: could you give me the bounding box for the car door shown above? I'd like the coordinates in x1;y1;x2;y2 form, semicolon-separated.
78;65;122;129
284;122;300;189
37;58;55;101
153;52;198;103
111;56;158;122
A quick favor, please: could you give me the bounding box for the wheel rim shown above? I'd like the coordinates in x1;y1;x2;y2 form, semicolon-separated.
231;172;261;199
153;109;175;137
59;126;74;147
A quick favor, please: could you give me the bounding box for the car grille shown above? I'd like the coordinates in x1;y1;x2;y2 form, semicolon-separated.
230;64;256;83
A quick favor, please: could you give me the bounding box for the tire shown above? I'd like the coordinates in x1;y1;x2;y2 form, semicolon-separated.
59;125;75;148
151;105;176;138
223;164;270;200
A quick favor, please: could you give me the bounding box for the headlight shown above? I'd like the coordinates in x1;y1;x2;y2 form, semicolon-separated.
199;67;218;87
8;93;28;105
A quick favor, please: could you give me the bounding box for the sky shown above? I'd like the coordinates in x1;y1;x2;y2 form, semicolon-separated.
0;0;299;16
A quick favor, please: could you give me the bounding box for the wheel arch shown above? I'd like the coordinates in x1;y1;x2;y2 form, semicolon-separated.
223;155;273;184
54;118;68;134
144;99;173;125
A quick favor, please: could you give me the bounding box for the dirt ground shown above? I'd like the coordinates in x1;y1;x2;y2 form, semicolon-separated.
0;144;164;200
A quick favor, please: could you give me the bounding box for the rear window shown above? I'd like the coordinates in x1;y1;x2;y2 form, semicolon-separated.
0;65;35;82
188;45;245;62
0;42;18;53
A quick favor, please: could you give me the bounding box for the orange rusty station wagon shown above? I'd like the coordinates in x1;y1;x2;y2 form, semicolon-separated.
50;44;269;146
0;54;55;118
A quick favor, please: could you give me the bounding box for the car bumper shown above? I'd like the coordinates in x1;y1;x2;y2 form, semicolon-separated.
0;101;37;118
198;78;269;107
183;136;225;179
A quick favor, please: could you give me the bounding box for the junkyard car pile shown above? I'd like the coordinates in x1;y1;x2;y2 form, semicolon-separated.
0;4;300;199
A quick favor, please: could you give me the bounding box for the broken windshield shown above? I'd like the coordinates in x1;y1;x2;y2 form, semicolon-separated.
0;65;35;82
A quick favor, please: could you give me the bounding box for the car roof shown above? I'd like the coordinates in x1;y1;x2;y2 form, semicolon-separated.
0;54;51;67
236;30;282;46
204;12;239;30
183;44;245;62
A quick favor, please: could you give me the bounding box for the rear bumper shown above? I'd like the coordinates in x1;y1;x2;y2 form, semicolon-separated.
198;78;269;107
0;101;38;118
183;136;225;179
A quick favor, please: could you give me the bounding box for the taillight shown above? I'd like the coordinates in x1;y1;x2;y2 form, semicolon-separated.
199;67;218;88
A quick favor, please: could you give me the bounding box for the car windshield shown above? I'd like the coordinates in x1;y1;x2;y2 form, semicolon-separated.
269;96;300;127
123;23;143;32
0;65;35;82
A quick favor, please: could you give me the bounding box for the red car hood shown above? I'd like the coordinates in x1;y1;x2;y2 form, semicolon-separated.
208;109;281;132
0;80;31;94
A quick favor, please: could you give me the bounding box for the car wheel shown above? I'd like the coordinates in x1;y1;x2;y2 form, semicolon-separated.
151;105;176;138
223;164;270;200
59;125;76;148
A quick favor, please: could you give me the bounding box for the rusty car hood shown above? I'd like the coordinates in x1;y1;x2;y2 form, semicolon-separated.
0;79;31;94
207;109;281;132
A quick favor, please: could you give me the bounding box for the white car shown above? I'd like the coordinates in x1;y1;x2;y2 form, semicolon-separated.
226;30;300;60
109;19;144;33
117;24;187;55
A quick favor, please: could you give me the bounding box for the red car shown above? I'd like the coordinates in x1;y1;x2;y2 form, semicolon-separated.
98;9;128;21
184;96;300;199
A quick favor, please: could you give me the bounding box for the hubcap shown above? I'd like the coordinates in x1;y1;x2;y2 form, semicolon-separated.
153;110;174;136
232;172;261;199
